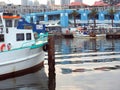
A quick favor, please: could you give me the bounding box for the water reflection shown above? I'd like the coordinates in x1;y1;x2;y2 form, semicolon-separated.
0;67;56;90
1;38;120;90
54;38;120;90
61;65;120;74
55;38;120;53
54;38;120;66
0;68;48;90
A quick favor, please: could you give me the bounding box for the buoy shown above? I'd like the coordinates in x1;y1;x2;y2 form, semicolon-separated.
0;44;5;52
7;43;11;50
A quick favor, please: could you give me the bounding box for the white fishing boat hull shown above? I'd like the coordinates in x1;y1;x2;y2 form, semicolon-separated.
73;32;106;38
0;47;45;78
96;34;106;37
0;12;48;80
73;33;90;38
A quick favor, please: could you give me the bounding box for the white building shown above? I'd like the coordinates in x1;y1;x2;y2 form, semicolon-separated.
74;0;83;2
47;0;55;5
0;2;6;5
28;0;34;6
21;0;39;6
60;0;70;5
34;0;39;6
21;0;28;5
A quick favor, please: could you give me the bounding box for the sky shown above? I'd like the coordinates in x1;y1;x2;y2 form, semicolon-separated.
0;0;100;5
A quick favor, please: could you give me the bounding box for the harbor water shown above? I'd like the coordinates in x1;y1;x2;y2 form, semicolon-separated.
0;37;120;90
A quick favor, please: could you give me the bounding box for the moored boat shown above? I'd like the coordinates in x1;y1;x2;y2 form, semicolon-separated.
61;27;75;38
0;12;48;80
73;26;106;38
73;31;106;38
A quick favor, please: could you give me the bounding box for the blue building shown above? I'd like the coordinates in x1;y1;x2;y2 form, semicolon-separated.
24;9;120;28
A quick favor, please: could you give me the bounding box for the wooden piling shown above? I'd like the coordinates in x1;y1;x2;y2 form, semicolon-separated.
48;33;56;90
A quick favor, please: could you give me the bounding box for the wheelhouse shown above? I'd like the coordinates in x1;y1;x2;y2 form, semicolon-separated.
0;13;35;51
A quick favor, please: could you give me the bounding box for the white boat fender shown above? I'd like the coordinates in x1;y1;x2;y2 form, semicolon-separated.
7;43;11;50
43;43;48;52
0;43;5;52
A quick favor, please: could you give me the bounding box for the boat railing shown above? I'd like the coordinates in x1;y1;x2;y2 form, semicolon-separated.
21;40;35;48
36;33;48;43
87;28;106;34
21;33;48;48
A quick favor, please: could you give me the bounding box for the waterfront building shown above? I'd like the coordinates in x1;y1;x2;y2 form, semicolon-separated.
34;0;39;6
69;2;88;9
1;1;120;28
28;0;34;6
0;4;47;14
92;1;109;6
60;0;70;5
47;0;55;5
102;0;120;5
74;0;83;3
0;2;6;5
24;7;120;27
47;0;56;10
21;0;39;6
21;0;28;5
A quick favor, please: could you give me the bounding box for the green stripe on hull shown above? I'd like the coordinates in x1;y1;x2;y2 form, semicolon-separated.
0;43;47;53
30;43;47;49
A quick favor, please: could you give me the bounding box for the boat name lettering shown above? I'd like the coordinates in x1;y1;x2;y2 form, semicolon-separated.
36;25;43;30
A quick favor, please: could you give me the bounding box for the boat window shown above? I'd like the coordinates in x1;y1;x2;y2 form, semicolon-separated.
26;33;31;40
47;26;61;32
24;25;32;29
14;20;18;27
16;33;24;41
0;34;4;42
5;20;12;27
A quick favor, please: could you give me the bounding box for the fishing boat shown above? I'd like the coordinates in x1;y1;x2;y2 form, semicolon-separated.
73;30;106;38
0;12;48;80
46;24;62;36
73;26;106;38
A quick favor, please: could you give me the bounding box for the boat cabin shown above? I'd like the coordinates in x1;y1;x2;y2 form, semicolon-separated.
46;24;62;34
0;13;35;52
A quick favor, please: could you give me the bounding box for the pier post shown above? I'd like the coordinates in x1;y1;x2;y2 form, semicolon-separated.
48;33;56;90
